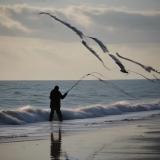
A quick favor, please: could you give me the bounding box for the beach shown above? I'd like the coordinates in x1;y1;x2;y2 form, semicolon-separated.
0;80;160;160
0;113;160;160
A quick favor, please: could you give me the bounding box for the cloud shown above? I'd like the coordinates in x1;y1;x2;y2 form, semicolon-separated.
0;4;160;43
78;6;160;30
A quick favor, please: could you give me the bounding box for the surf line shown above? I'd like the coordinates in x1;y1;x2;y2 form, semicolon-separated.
66;72;136;99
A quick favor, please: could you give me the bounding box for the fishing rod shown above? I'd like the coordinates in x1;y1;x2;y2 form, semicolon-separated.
66;74;89;93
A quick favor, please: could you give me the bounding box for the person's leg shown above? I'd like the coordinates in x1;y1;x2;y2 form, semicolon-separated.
49;109;54;121
56;109;63;121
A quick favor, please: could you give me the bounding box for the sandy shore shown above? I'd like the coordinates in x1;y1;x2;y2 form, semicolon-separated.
0;114;160;160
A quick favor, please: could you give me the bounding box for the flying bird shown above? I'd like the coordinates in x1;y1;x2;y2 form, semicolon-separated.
116;53;160;74
109;54;154;82
109;54;128;73
86;36;109;53
39;12;84;39
82;40;110;70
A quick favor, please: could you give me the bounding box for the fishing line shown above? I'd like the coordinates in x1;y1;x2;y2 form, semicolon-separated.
90;72;130;93
88;73;136;99
153;74;160;81
128;70;154;83
152;74;160;85
67;72;136;99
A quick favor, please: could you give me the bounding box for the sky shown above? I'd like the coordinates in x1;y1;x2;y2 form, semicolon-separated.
0;0;160;80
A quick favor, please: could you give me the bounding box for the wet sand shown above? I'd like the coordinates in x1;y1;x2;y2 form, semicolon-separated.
0;115;160;160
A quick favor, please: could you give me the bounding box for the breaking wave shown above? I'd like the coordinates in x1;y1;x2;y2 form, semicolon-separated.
0;100;160;125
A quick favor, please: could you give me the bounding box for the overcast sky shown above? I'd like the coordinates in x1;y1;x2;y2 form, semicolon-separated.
0;0;160;80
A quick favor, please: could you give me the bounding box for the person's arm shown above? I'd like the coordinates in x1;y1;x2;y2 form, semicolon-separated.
59;92;67;99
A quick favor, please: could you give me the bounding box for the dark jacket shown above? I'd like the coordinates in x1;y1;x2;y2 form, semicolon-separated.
50;89;67;109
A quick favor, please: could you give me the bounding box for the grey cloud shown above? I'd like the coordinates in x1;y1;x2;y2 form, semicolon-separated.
0;4;160;44
102;11;160;31
0;4;84;41
75;7;160;31
71;6;160;43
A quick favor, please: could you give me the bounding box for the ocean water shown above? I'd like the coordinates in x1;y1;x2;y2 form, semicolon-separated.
0;79;160;142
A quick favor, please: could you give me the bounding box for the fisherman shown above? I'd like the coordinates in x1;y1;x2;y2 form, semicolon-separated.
49;86;67;121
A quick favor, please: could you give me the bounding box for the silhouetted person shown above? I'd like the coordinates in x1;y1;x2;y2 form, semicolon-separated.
49;86;67;121
50;129;61;160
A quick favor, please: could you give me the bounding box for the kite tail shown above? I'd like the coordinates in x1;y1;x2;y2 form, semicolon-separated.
128;70;154;82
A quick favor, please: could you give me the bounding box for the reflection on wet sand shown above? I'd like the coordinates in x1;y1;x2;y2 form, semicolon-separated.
50;128;68;160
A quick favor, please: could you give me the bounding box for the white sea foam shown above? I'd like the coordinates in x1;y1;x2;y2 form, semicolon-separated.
0;100;160;125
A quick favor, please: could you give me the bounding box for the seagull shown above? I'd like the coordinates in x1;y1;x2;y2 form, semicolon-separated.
116;52;160;74
86;36;109;53
109;54;154;82
39;12;84;39
82;40;110;70
109;54;128;73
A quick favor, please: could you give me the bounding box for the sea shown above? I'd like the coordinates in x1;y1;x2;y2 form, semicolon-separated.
0;79;160;142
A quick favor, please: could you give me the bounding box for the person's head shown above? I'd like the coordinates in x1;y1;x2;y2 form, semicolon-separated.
54;86;59;91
